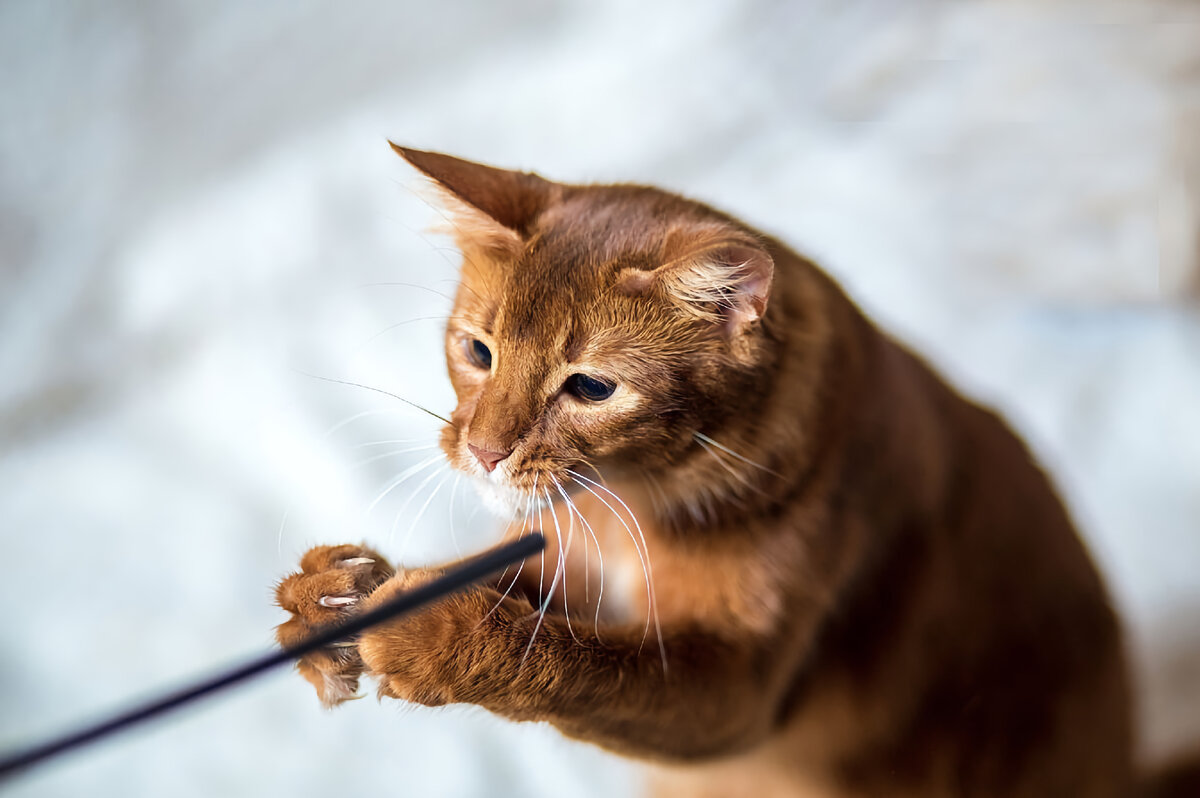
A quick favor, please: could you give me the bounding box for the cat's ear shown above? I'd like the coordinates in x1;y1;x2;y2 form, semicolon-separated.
390;143;554;256
621;233;774;334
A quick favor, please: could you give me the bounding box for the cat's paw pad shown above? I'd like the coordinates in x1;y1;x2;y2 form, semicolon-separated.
275;544;395;707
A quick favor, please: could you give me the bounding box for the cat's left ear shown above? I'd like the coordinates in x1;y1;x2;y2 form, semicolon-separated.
621;235;774;335
390;143;555;256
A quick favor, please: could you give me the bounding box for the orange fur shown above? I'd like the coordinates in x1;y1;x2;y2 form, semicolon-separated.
273;147;1200;796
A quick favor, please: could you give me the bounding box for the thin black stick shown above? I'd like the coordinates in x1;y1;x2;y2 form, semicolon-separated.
0;533;545;781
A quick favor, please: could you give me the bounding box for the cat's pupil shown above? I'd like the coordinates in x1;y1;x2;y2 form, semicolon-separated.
566;373;616;402
469;339;492;369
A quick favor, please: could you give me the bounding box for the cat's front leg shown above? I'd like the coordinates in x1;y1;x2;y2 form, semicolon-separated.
357;570;783;761
354;565;536;709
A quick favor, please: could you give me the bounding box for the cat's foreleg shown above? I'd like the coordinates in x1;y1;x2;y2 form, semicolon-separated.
356;567;789;761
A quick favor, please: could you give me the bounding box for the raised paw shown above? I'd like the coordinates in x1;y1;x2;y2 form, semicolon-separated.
275;544;395;707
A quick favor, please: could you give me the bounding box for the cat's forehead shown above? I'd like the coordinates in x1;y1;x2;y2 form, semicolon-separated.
457;248;670;372
536;186;708;261
495;252;629;353
453;184;716;363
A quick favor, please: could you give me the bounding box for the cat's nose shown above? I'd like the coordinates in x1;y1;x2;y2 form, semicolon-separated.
467;443;512;473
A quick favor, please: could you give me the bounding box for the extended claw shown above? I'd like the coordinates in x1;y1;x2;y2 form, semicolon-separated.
319;595;359;608
338;557;375;568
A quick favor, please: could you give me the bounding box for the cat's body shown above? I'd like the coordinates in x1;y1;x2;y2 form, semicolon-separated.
275;148;1148;796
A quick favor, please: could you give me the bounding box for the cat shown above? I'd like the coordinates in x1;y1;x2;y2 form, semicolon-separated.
274;146;1194;797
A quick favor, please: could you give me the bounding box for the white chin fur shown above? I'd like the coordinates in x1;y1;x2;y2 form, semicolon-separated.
476;481;520;518
471;477;547;518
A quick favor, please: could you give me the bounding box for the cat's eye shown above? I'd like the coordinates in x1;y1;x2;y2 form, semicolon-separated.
466;338;492;370
565;373;616;402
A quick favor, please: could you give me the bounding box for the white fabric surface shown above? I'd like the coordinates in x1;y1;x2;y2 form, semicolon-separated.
1;2;1197;796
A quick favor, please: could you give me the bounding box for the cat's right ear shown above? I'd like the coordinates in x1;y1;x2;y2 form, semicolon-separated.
390;144;555;257
619;231;774;338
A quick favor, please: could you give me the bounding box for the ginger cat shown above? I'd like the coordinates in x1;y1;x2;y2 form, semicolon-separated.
274;146;1188;797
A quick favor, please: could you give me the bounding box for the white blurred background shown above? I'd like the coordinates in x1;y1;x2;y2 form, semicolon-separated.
1;1;1197;796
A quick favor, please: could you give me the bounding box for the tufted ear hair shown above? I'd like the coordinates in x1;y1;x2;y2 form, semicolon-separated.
390;143;556;257
619;226;774;335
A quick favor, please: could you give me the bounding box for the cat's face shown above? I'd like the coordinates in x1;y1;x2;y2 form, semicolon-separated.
394;147;775;515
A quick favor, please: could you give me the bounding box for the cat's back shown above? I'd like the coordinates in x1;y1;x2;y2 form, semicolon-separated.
759;247;1134;796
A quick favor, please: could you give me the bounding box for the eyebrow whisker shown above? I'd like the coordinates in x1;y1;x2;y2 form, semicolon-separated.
297;371;456;428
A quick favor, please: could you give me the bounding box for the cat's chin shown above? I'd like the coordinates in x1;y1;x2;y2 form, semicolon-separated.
470;476;548;519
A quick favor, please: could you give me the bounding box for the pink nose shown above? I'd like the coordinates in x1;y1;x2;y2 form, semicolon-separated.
468;443;511;473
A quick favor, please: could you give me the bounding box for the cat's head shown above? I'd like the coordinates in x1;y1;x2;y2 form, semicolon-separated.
394;146;777;516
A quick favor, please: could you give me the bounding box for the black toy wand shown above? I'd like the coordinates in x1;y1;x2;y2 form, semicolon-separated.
0;533;545;781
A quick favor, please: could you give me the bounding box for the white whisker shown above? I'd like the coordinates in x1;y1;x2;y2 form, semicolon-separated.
536;475;546;606
544;486;581;645
322;409;390;438
367;453;445;513
552;474;606;642
386;463;448;549
396;466;452;559
696;438;762;499
356;316;459;349
298;371;456;428
353;444;440;469
356;280;457;302
447;473;463;557
693;431;781;476
522;487;567;667
480;492;534;626
351;438;435;449
496;489;534;586
465;491;483;528
566;470;668;674
277;509;289;560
